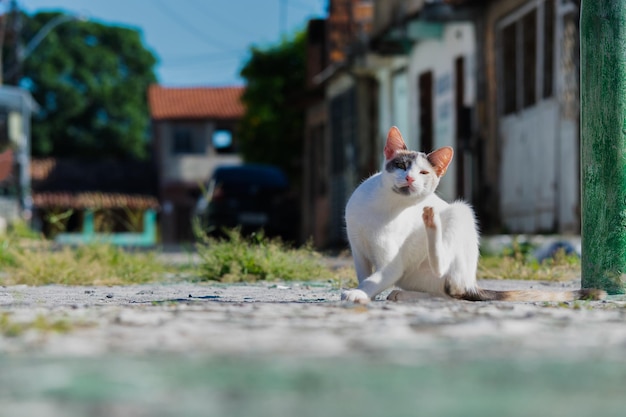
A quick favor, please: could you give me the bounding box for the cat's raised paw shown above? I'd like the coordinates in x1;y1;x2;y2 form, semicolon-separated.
341;289;371;304
422;206;437;229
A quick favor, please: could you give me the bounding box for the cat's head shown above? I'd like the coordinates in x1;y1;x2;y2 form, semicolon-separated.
382;126;453;199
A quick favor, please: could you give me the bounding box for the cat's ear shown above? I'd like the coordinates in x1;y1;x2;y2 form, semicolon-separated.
427;147;454;177
384;126;407;160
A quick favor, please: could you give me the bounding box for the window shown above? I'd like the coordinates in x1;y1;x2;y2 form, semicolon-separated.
522;10;537;108
498;0;555;115
418;71;434;152
502;23;517;115
172;128;193;154
543;0;554;98
330;89;356;175
171;126;205;155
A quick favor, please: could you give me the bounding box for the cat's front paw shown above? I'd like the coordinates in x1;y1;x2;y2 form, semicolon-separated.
341;289;371;304
422;206;437;229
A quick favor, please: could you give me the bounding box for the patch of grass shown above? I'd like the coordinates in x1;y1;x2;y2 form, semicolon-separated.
8;220;42;240
478;239;581;281
0;221;354;286
0;221;584;286
0;234;168;286
194;228;346;283
0;312;75;337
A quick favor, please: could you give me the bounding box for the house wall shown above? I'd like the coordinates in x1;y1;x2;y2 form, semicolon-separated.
318;0;579;235
326;73;357;245
475;0;524;231
153;119;241;243
324;71;378;246
373;0;425;37
157;121;241;184
557;6;581;232
408;22;477;202
301;100;330;246
375;56;411;162
482;0;579;233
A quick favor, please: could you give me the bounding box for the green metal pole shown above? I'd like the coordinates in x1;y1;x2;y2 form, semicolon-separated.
581;0;626;294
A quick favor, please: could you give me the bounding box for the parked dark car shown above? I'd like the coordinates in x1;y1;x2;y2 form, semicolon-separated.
195;164;297;240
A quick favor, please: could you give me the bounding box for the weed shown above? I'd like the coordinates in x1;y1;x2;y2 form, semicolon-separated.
0;312;24;337
478;240;581;281
9;220;42;239
0;312;75;337
541;301;594;310
0;221;354;286
0;237;168;286
0;221;584;287
194;228;342;282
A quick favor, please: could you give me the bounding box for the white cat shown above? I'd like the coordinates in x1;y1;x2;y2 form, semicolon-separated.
341;126;605;304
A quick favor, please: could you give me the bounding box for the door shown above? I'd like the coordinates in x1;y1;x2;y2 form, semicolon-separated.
418;71;434;153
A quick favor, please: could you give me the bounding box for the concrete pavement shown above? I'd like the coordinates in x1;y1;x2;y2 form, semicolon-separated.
1;279;626;416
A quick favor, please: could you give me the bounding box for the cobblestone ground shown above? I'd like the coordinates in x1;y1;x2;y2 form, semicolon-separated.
1;279;626;416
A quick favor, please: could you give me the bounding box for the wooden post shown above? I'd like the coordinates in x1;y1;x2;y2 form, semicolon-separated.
580;0;626;293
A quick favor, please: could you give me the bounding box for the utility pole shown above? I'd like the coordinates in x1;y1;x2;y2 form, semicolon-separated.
580;0;626;294
0;0;8;85
9;0;19;85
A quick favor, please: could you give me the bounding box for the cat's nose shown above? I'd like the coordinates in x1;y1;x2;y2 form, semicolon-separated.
406;175;414;184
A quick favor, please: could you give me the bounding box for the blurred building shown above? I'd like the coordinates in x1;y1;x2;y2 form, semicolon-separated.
477;0;581;233
30;158;159;246
301;0;582;247
0;86;37;229
301;0;376;247
148;85;245;243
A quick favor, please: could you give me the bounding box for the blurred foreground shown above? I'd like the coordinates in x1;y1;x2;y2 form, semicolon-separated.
1;280;626;417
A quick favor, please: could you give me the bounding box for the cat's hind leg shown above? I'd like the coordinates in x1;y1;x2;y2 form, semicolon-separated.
387;289;432;302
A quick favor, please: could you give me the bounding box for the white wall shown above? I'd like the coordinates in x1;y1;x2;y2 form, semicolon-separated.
160;121;241;183
374;56;409;167
408;22;477;202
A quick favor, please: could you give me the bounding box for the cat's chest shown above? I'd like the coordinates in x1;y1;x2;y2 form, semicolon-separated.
353;205;424;242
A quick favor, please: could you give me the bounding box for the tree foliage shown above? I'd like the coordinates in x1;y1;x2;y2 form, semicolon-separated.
239;32;306;185
14;12;157;159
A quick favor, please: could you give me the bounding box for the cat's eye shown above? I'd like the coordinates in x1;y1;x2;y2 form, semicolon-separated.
420;170;429;175
394;161;406;170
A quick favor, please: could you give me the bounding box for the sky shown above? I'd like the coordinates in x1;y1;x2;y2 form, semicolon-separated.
19;0;328;87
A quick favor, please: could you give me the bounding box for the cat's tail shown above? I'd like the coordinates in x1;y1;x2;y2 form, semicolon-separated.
445;283;607;302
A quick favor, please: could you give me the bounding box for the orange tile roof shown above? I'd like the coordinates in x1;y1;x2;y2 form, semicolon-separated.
148;85;246;120
32;192;159;210
30;158;159;210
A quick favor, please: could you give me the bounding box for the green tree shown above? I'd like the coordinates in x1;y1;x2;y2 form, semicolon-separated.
239;31;306;185
13;11;157;159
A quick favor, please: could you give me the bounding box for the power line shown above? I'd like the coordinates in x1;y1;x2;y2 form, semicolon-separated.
163;50;245;62
182;0;260;40
164;54;244;69
153;0;236;51
158;65;244;85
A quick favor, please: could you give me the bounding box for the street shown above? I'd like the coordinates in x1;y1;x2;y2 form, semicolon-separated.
1;279;626;416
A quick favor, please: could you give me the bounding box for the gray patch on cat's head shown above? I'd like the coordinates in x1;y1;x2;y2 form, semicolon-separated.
385;151;418;173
